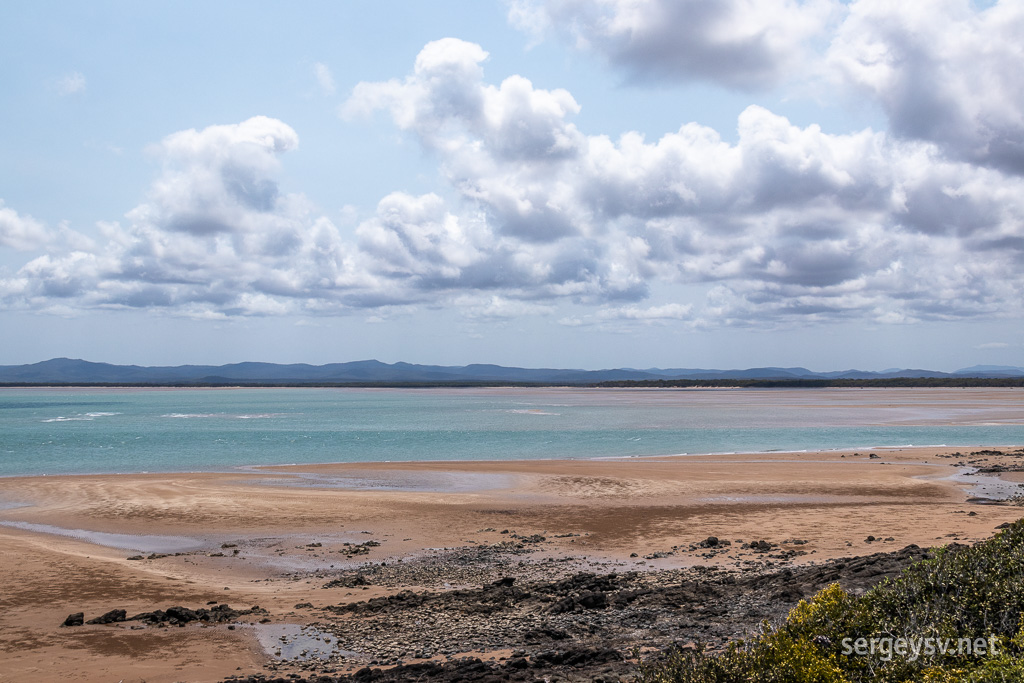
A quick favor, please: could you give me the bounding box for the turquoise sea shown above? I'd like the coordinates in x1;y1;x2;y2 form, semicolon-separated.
2;386;1024;477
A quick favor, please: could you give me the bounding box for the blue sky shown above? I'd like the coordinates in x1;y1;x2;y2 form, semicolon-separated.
1;0;1022;371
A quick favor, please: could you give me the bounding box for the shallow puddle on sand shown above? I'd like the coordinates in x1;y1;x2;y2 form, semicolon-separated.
0;520;205;553
697;494;839;504
241;469;517;493
249;623;355;661
932;468;1024;502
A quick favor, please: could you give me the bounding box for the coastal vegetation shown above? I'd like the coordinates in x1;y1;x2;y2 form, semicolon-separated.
637;520;1024;682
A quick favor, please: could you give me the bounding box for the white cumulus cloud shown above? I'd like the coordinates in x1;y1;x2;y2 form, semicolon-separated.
509;0;841;89
827;0;1024;174
0;201;51;251
5;117;374;317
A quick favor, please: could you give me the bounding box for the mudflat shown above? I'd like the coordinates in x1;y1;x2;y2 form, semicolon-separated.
1;446;1022;681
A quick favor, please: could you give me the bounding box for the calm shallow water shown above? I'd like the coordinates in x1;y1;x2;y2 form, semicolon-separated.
1;387;1023;477
0;521;204;552
249;623;350;661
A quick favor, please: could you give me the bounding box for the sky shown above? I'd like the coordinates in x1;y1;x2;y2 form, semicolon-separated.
1;0;1023;372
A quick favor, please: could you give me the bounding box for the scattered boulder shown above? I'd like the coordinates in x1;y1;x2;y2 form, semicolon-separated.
697;536;731;550
513;534;546;544
61;612;84;627
746;540;774;552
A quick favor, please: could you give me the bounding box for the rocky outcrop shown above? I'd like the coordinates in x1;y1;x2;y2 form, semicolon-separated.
59;603;268;627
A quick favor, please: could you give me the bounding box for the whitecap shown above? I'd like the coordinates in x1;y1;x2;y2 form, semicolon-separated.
161;413;221;419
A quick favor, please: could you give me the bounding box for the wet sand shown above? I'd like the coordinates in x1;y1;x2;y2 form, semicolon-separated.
1;446;1022;681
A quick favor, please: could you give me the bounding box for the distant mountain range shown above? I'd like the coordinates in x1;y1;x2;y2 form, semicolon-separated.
1;358;1023;385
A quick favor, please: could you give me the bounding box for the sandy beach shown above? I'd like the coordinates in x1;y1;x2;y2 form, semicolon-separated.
1;446;1023;681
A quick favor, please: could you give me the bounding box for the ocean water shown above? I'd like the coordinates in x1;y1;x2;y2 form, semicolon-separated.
1;386;1024;477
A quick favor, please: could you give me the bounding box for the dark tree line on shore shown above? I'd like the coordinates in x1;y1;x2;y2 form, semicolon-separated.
595;377;1024;388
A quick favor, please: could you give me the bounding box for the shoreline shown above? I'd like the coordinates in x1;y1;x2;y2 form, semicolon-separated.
1;446;1023;681
3;441;1024;481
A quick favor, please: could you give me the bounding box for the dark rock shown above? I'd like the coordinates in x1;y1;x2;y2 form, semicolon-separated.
515;534;546;544
86;609;126;625
522;626;569;642
323;574;372;589
771;585;804;601
165;606;198;623
577;591;608;609
129;603;266;626
507;656;529;669
548;590;608;614
532;647;623;668
61;612;84;627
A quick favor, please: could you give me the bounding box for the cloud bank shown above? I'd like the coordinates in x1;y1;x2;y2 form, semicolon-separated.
3;0;1024;330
